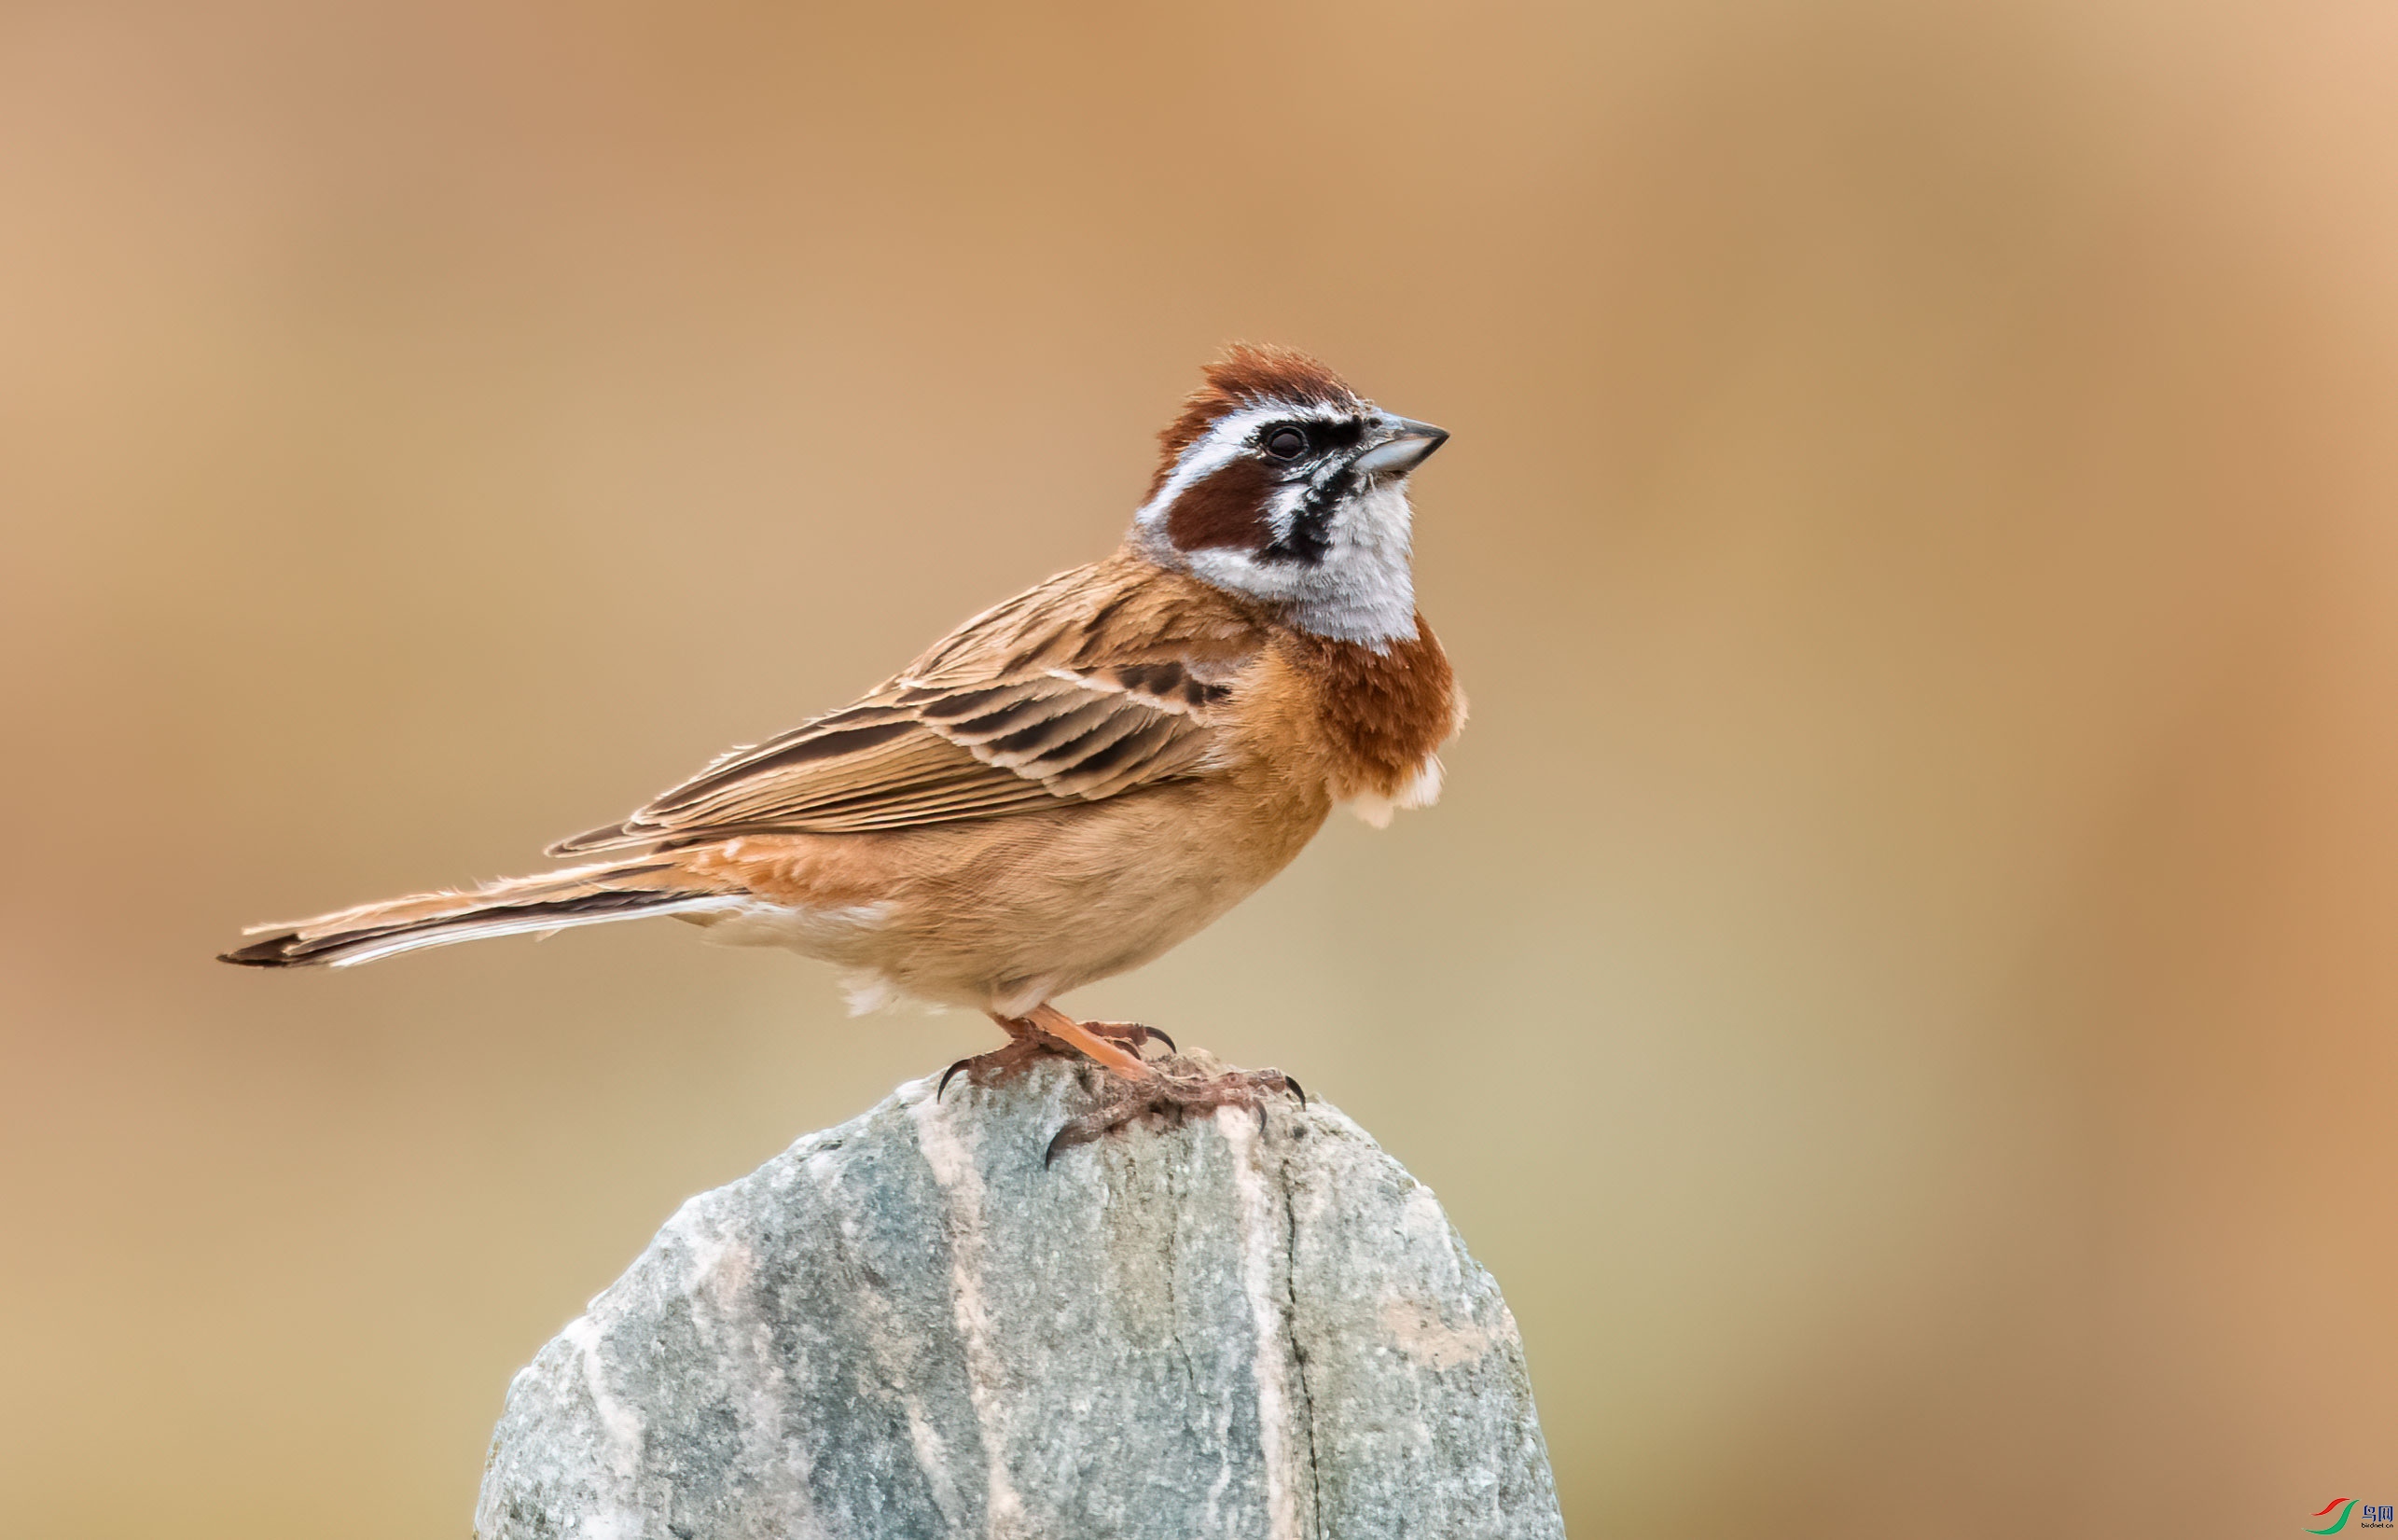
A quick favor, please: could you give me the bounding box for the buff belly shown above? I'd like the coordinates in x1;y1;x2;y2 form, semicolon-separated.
676;775;1333;1016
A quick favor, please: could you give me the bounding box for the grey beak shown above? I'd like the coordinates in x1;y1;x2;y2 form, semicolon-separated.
1354;416;1449;477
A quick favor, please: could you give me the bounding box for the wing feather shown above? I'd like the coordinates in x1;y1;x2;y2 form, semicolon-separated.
548;556;1257;855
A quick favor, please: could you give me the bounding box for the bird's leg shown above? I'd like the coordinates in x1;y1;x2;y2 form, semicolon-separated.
1026;1002;1174;1060
938;1005;1157;1099
936;1006;1300;1165
1019;1003;1153;1079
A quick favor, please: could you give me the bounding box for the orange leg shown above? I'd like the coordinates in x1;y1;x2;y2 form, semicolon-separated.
937;1004;1162;1099
929;1008;1305;1163
1019;1003;1153;1080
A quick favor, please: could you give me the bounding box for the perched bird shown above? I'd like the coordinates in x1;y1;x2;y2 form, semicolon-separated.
224;345;1462;1138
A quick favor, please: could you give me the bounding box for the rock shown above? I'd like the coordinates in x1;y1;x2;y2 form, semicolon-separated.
475;1055;1565;1540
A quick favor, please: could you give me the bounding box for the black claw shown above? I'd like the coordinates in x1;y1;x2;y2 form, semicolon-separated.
938;1059;973;1100
1144;1025;1177;1054
1284;1075;1308;1106
1044;1127;1071;1168
1254;1102;1269;1135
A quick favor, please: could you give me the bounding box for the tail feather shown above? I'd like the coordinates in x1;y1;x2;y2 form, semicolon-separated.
219;861;742;969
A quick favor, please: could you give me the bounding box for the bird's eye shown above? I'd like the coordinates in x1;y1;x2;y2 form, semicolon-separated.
1264;426;1308;461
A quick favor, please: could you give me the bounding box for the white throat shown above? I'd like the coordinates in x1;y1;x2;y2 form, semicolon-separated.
1177;479;1419;646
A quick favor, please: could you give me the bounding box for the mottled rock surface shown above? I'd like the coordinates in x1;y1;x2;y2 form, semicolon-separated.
476;1056;1563;1540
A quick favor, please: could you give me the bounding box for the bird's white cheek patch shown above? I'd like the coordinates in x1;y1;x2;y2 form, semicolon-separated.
1347;755;1445;828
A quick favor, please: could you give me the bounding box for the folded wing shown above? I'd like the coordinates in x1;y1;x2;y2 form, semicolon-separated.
550;557;1258;855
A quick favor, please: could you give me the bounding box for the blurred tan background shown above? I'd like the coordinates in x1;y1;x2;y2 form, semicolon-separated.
5;0;2397;1534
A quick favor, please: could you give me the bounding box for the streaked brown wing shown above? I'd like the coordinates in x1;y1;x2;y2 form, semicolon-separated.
549;557;1256;855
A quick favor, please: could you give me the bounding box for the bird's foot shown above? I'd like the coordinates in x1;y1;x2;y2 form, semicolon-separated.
937;1034;1061;1099
1076;1020;1177;1056
939;1010;1175;1099
1046;1051;1307;1165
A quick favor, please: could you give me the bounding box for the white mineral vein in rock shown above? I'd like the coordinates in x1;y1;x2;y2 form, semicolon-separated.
909;1088;1032;1539
1223;1107;1301;1540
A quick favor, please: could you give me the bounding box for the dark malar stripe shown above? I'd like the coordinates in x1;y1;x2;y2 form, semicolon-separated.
1260;464;1351;565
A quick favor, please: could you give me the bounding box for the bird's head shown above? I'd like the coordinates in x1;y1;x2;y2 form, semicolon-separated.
1130;344;1448;647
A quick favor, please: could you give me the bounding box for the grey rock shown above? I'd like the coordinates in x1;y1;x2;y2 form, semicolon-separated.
476;1056;1564;1540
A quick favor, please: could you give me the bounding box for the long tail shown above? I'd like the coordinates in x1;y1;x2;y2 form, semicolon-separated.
219;859;743;968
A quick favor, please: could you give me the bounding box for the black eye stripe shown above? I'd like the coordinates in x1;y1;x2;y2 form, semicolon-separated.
1254;417;1366;464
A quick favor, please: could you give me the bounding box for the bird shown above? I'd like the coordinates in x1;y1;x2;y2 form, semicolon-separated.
223;344;1463;1143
